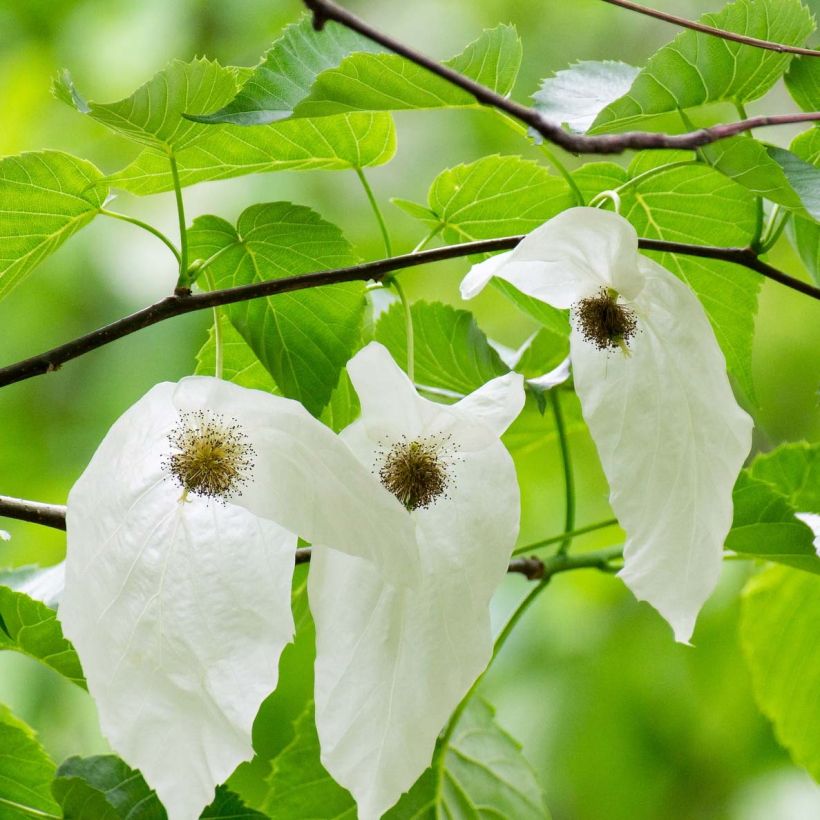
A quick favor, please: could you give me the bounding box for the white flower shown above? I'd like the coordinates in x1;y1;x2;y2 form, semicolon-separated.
60;375;418;820
461;207;753;643
309;342;524;820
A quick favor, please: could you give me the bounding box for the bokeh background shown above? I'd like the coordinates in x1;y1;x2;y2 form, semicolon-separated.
1;0;819;817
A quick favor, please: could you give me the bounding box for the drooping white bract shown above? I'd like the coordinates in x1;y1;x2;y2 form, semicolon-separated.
461;207;753;643
309;342;524;820
60;376;418;820
795;513;820;556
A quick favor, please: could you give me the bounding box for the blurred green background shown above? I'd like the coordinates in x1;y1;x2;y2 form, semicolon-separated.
1;0;819;817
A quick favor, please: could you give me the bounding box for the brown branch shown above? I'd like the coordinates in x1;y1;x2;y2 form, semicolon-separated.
599;0;820;57
0;236;816;389
302;0;820;154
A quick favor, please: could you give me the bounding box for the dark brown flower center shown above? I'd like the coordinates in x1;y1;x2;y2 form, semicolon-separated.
575;288;638;352
163;411;254;501
379;437;449;512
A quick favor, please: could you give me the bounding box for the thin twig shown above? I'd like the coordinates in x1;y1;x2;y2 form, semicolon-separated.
599;0;820;57
0;236;817;389
0;496;68;531
302;0;820;154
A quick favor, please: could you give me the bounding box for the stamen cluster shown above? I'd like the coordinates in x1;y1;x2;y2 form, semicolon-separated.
163;411;255;501
575;288;638;352
378;435;452;511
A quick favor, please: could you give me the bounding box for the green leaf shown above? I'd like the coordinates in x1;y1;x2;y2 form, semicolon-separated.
619;160;760;400
785;55;820;112
374;300;508;398
532;60;639;132
791;126;820;167
187;204;364;417
0;704;59;820
571;161;628;202
261;702;356;819
195;314;281;394
491;278;571;339
726;473;819;574
747;441;820;513
53;59;239;151
187;15;381;125
107;112;397;196
766;145;820;220
741;565;820;781
319;369;361;433
0;150;106;300
514;328;570;379
590;0;815;133
417;155;574;244
0;585;85;688
386;698;551;819
294;26;522;117
791;215;820;284
52;755;265;819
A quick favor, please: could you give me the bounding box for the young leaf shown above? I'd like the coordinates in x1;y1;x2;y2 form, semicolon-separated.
294;26;522;117
0;585;85;688
53;59;239;151
619;160;760;401
0;704;60;819
188;15;381;125
107;113;396;195
0;151;107;300
590;0;815;133
188;204;365;416
374;300;508;398
532;60;639;133
785;54;820;112
741;565;820;781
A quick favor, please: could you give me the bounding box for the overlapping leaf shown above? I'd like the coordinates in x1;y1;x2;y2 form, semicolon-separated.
785;54;820;112
0;151;106;300
591;0;815;133
747;441;820;513
0;704;59;819
188;203;364;416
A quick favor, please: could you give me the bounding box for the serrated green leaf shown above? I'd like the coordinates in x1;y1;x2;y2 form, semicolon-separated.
727;473;820;574
52;755;265;820
187;204;364;416
619;160;760;401
590;0;815;134
792;126;820;167
741;565;820;781
571;161;629;202
374;300;508;398
294;26;522;117
391;198;439;225
188;15;381;125
0;585;85;688
195;313;280;393
748;441;820;513
532;60;639;133
766;145;820;220
107;112;397;195
0;150;106;300
386;698;550;819
54;59;239;151
0;704;60;820
786;55;820;112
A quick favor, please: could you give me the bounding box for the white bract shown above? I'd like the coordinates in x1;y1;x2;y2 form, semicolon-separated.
309;342;524;820
461;207;753;643
795;513;820;556
60;376;417;820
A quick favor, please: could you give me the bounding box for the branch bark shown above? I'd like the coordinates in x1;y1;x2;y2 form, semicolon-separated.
0;236;816;389
302;0;820;154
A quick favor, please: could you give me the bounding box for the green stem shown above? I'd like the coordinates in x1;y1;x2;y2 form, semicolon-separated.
549;390;575;556
202;269;223;380
412;225;443;254
390;276;415;384
611;160;699;198
100;209;181;264
355;167;392;257
758;205;789;254
512;517;619;555
168;152;188;286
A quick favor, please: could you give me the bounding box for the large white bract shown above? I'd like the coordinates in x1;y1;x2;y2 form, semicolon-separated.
461;207;753;643
60;376;417;820
309;342;524;820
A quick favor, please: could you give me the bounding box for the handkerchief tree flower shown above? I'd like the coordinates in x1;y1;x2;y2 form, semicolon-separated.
59;375;419;820
308;342;525;819
461;207;753;643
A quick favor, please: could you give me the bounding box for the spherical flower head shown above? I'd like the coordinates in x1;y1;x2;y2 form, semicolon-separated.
378;434;456;511
460;206;753;644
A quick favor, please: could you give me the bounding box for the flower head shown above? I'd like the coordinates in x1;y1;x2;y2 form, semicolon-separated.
60;375;418;820
461;207;753;644
309;342;525;820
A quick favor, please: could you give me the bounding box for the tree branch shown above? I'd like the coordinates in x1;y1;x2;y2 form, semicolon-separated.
599;0;820;57
0;236;816;389
0;495;68;531
302;0;820;154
